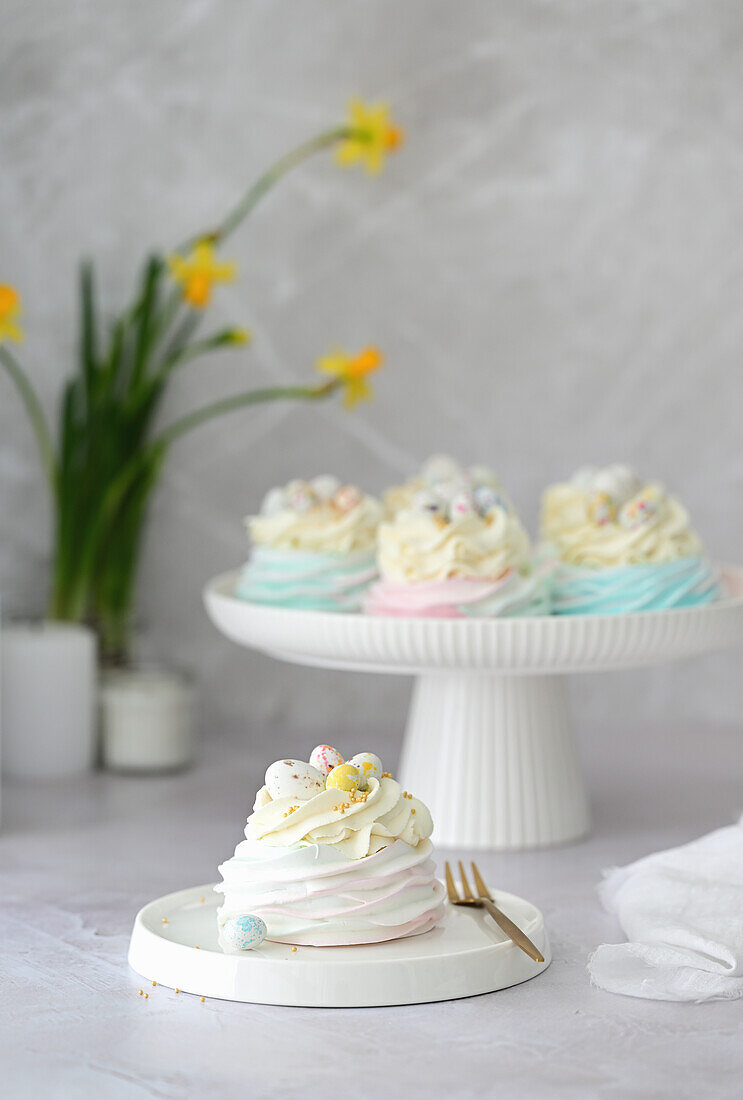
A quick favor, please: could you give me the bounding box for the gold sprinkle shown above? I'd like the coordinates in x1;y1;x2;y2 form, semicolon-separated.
144;992;149;999
200;996;205;1003
200;897;205;904
162;917;168;924
175;988;180;993
195;945;200;949
411;808;416;814
138;989;143;996
382;772;392;778
152;980;157;987
291;946;298;952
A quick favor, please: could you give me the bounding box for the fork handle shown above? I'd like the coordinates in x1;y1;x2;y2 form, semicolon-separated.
479;898;545;963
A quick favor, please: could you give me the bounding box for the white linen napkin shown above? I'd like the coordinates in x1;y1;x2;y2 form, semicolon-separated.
588;816;743;1002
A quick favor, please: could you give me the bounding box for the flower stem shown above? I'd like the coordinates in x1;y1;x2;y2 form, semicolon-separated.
0;345;57;495
157;328;249;380
184;126;356;250
156;380;338;450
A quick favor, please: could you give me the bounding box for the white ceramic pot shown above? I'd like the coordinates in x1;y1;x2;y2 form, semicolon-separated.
1;621;97;780
100;666;196;773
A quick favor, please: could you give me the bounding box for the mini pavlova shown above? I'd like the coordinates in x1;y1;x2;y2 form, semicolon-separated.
236;475;382;612
215;745;444;948
368;465;549;618
541;464;723;614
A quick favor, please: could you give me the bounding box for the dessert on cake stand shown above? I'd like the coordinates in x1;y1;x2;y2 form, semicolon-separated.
204;566;743;851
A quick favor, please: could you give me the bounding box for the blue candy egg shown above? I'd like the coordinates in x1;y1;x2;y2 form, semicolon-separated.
473;485;509;516
223;914;267;951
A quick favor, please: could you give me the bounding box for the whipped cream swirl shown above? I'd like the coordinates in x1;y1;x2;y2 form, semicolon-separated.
249;496;381;553
542;466;707;568
378;508;533;583
248;775;433;859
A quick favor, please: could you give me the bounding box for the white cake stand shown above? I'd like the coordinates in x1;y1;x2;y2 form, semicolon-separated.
128;882;550;1007
204;567;743;851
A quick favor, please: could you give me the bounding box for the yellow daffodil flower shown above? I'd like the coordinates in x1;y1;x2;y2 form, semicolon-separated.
168;241;237;308
0;284;24;344
317;345;383;408
336;100;404;175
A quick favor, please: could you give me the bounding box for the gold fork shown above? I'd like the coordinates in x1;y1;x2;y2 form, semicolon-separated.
444;860;544;963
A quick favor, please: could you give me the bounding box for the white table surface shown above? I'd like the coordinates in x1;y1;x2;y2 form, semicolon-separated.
2;718;742;1100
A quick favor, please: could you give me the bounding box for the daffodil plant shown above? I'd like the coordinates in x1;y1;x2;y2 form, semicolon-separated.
0;100;401;664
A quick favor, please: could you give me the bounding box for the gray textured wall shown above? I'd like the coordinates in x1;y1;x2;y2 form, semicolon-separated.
2;1;742;770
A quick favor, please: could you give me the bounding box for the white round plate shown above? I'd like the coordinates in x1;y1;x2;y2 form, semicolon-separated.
204;566;743;675
128;883;550;1007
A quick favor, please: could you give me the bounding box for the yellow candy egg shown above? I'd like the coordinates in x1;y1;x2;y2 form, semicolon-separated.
326;763;361;793
587;491;616;527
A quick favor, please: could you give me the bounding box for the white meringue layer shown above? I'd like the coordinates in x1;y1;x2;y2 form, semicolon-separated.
216;837;445;946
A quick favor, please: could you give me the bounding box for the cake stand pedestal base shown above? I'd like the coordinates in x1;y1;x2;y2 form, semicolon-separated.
400;673;589;850
204;567;743;851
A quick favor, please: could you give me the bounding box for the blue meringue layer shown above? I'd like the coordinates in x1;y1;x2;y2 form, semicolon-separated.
550;556;722;616
236;546;377;612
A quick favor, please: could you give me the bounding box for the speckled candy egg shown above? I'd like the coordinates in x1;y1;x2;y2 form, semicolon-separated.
474;485;508;516
326;763;361;793
412;488;448;518
347;752;382;790
222;914;267;951
591;464;642;508
286;480;318;512
619;492;659;531
332;484;363;512
265;759;325;801
311;474;341;500
421;454;460;484
587;491;617;527
260;487;286;516
448;490;476;520
429;477;463;503
309;744;344;777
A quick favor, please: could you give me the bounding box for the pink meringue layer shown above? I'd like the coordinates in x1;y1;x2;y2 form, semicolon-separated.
269;911;441;947
217;838;445;947
364;576;510;618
